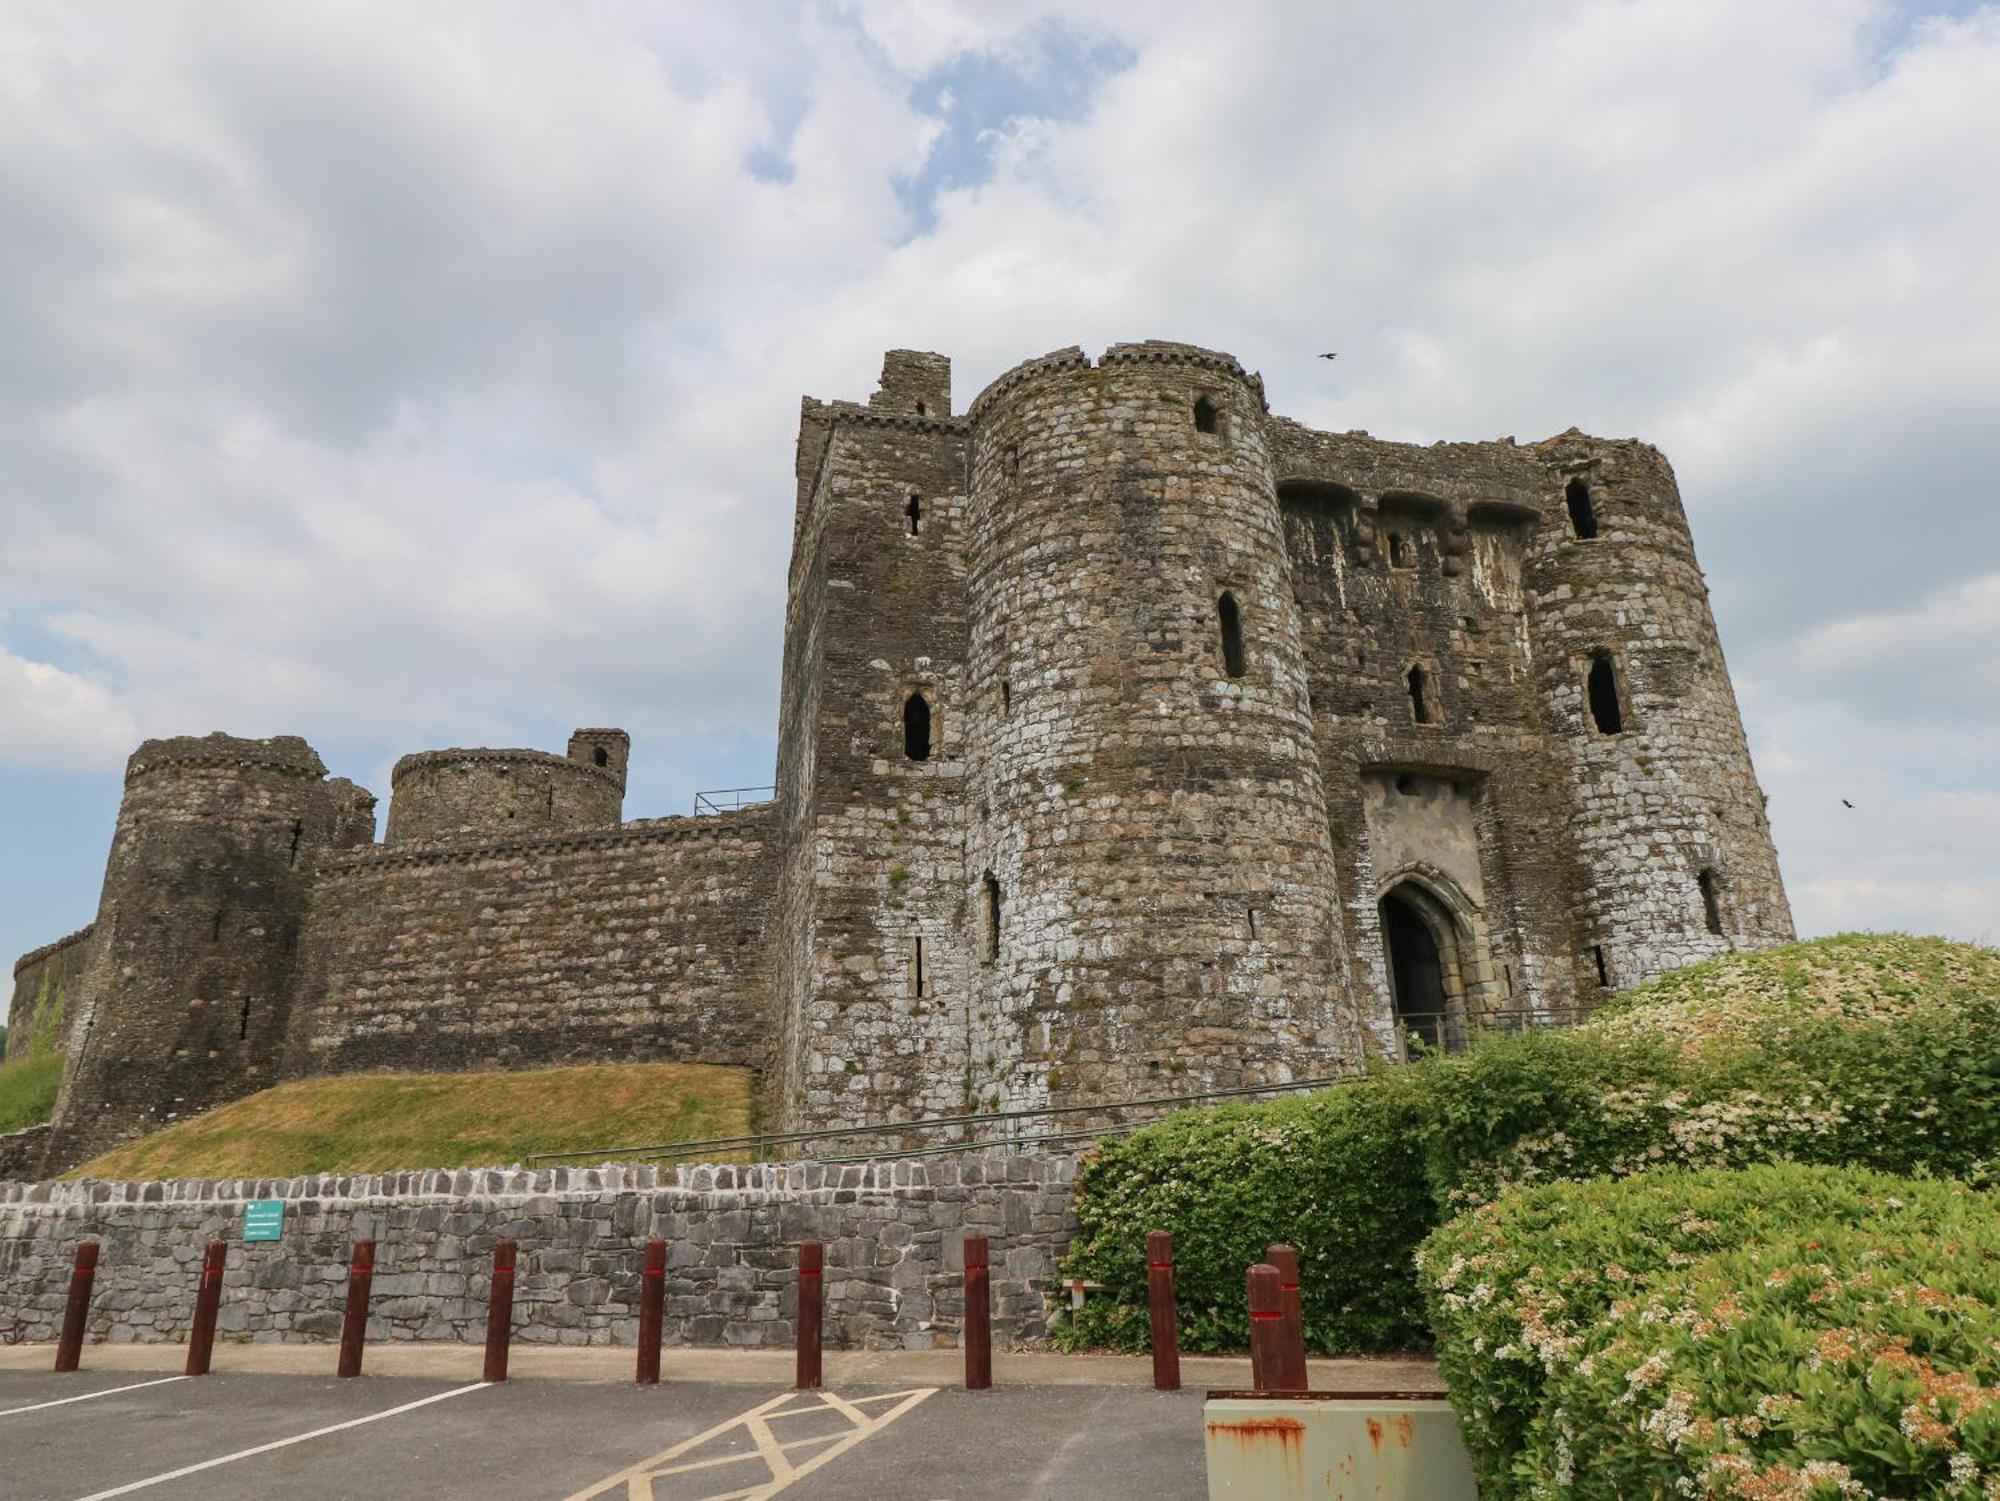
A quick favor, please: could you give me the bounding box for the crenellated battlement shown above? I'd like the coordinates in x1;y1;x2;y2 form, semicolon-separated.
124;732;328;784
10;923;95;979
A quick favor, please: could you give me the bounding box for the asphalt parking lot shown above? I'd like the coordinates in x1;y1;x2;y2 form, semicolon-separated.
0;1365;1211;1500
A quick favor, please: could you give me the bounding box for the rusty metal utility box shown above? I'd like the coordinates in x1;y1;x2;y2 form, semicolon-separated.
1204;1393;1479;1500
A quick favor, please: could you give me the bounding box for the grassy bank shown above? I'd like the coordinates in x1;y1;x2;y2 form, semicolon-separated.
0;1052;63;1134
69;1061;756;1180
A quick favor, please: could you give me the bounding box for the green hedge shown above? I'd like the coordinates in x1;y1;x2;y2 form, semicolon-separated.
1420;1165;2000;1498
1058;1077;1434;1353
1056;935;2000;1355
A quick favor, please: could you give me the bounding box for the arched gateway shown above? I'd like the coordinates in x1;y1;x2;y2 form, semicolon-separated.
1378;875;1480;1054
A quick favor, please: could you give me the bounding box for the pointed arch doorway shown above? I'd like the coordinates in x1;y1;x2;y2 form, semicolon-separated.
1378;876;1477;1054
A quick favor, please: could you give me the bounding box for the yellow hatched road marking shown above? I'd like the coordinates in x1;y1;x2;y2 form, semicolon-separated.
562;1387;937;1501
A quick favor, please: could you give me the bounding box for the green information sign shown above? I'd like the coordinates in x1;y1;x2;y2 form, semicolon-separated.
243;1199;285;1243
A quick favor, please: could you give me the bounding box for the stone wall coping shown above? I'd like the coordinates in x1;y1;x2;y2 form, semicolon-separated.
12;923;95;978
125;734;328;785
0;1151;1081;1207
964;345;1091;421
322;803;775;873
965;340;1261;423
390;746;623;790
802;396;967;438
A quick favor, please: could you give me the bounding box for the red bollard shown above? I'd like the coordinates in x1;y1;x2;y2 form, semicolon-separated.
636;1237;666;1387
336;1239;375;1379
795;1240;823;1390
1146;1230;1181;1392
483;1240;517;1383
963;1232;992;1391
1246;1263;1287;1393
53;1241;99;1374
1265;1243;1310;1392
184;1241;227;1377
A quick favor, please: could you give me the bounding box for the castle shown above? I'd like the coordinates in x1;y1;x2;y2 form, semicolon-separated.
6;341;1793;1174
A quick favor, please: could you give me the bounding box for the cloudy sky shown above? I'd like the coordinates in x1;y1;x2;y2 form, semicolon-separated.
3;0;1997;967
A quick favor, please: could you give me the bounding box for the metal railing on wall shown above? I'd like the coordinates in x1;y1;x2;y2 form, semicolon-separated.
532;1003;1592;1169
693;785;776;815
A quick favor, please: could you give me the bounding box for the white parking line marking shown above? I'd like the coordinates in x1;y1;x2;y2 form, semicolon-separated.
0;1376;189;1417
69;1380;488;1499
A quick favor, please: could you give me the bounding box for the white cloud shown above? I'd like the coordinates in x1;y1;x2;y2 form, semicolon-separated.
0;0;1997;948
0;650;137;768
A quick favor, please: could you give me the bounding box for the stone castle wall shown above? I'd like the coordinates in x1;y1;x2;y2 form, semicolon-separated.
0;1154;1077;1350
287;807;779;1076
44;736;378;1169
385;746;626;847
1525;435;1795;984
7;924;95;1061
9;337;1795;1169
771;383;975;1132
960;345;1353;1110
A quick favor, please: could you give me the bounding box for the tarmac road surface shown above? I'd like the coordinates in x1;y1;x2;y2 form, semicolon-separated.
0;1344;1442;1500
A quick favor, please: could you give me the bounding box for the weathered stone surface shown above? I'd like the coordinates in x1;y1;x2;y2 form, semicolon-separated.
9;339;1792;1174
0;1154;1077;1350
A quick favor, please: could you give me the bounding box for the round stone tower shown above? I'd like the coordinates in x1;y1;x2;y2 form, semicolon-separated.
385;735;625;846
1523;435;1794;996
46;734;373;1166
959;342;1354;1111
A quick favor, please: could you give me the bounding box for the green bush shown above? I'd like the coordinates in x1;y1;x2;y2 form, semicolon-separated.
1427;934;2000;1207
1057;1075;1434;1354
0;1051;63;1134
1056;934;2000;1355
1418;1163;1991;1497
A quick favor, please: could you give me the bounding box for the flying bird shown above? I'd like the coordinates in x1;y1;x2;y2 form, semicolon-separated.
1318;352;1339;360
1841;799;1854;809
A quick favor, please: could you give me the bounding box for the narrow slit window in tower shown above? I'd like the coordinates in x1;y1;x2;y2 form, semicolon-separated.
915;399;929;417
1699;868;1725;936
1565;478;1599;539
1247;908;1258;941
1388;532;1413;568
982;873;1001;962
238;997;251;1040
1588;654;1624;734
211;909;224;943
1193;395;1219;434
1593;944;1611;988
287;820;302;867
1000;679;1012;712
1407;665;1434;725
903;693;932;761
1217;592;1246;678
905;494;922;535
593;745;609;767
912;936;926;999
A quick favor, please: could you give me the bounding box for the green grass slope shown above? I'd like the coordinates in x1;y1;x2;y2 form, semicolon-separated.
0;1052;63;1134
69;1062;755;1180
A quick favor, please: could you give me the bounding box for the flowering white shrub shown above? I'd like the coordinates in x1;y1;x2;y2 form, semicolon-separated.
1427;934;2000;1208
1062;935;2000;1359
1448;1184;2000;1496
1419;1164;1995;1497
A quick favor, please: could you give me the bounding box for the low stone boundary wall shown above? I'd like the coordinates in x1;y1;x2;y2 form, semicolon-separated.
0;1154;1078;1350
